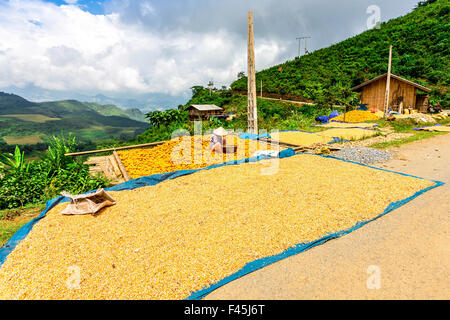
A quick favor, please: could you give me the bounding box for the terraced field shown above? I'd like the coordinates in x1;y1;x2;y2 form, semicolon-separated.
0;114;61;123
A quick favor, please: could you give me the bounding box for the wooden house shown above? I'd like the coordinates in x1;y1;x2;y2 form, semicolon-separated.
350;73;431;112
186;104;224;121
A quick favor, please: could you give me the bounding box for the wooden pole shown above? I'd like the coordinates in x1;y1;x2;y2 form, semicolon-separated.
64;140;166;157
247;11;258;134
384;45;393;118
113;151;131;182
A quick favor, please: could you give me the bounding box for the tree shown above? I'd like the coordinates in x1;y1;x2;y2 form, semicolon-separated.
145;109;187;127
191;86;204;98
237;71;245;80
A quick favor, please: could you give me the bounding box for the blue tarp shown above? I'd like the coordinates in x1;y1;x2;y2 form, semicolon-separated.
0;150;444;300
238;132;271;140
315;110;342;124
239;129;346;145
413;124;446;131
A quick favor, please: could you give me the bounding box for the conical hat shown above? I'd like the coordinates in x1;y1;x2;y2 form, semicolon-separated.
213;127;228;136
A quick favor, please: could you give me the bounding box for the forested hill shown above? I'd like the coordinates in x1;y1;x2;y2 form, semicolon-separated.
231;0;449;107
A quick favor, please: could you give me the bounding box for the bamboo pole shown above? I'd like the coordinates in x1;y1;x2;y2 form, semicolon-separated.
64;140;166;157
384;45;393;118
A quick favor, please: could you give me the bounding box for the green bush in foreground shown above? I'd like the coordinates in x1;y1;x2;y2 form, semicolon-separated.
0;134;109;210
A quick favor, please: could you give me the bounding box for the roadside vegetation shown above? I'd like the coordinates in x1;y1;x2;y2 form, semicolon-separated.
0;134;109;211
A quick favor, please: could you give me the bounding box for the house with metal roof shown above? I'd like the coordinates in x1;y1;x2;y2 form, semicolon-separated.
350;73;431;112
186;104;224;121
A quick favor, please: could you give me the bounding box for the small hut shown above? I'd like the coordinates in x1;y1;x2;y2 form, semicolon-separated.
186;104;224;121
351;73;431;112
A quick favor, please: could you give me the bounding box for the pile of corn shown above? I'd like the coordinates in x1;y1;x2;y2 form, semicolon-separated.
316;128;380;141
415;125;450;132
331;110;380;123
274;131;333;146
318;122;378;129
0;155;434;300
118;135;274;179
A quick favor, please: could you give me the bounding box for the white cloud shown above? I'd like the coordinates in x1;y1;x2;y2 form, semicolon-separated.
0;0;288;98
0;0;419;104
140;1;155;16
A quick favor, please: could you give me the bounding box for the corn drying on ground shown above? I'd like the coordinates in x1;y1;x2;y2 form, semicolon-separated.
331;110;380;123
274;131;333;146
316;128;380;141
317;122;378;128
415;125;450;132
118;135;275;179
0;154;434;300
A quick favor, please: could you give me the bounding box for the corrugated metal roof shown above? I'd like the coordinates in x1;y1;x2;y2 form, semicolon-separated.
350;73;431;92
187;104;223;111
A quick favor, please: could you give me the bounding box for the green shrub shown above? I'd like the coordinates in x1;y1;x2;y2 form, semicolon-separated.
0;135;109;210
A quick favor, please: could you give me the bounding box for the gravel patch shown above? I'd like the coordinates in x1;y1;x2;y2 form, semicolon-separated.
333;147;393;164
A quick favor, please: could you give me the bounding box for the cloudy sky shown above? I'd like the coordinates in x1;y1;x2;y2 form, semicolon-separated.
0;0;419;109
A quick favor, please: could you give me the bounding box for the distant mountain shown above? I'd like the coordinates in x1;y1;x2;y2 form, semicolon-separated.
80;102;146;122
0;92;149;145
86;93;186;112
0;86;187;112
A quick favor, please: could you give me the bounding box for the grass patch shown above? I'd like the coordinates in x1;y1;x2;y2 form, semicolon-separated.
370;131;447;149
0;204;44;247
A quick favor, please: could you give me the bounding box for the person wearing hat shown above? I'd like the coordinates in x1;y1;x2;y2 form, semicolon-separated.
210;127;228;152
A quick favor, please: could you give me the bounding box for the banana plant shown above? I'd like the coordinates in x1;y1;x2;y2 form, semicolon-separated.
0;146;30;173
39;133;77;173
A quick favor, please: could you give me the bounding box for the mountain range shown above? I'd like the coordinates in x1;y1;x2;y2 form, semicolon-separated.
0;92;149;146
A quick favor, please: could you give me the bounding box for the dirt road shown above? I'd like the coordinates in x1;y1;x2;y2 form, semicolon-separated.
205;134;449;300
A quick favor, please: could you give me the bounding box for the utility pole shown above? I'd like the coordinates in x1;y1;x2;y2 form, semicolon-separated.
384;45;393;118
296;36;311;57
261;79;263;97
208;79;214;96
247;11;258;134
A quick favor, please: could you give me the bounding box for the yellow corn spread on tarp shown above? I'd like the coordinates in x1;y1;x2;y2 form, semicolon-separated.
318;122;378;128
274;131;333;146
316;128;379;140
416;125;450;132
331;110;380;123
118;135;274;179
0;154;435;300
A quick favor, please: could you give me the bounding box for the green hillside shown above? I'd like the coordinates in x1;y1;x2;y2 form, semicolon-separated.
0;92;149;148
231;0;449;107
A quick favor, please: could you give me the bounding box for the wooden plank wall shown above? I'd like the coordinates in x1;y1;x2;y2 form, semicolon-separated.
360;77;417;111
360;77;386;111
